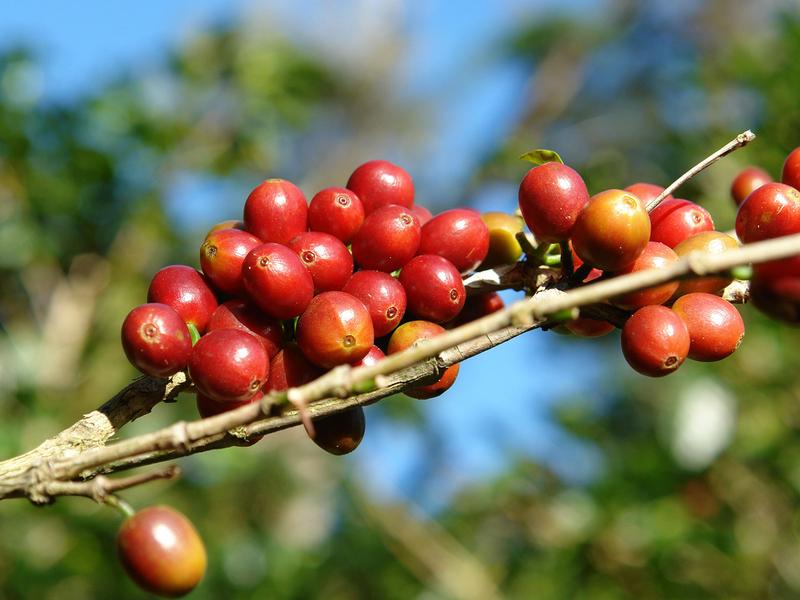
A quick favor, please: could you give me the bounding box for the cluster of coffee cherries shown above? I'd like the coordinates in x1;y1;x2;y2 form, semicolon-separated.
121;159;508;461
518;146;800;377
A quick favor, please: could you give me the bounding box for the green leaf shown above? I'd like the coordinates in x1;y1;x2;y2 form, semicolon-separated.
519;148;563;166
187;323;201;345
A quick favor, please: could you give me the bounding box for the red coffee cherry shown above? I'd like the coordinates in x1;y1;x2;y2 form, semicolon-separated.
308;187;364;243
296;291;374;368
672;293;745;361
621;305;690;377
673;231;738;296
342;270;407;337
612;241;680;309
346;159;415;214
399;255;466;323
243;178;308;244
288;231;353;293
418;209;490;273
117;506;206;598
518;162;589;243
564;315;615;338
207;300;284;359
731;166;772;206
625;182;672;206
352;344;385;367
571;189;651;271
188;329;268;403
410;204;433;226
649;198;714;248
265;343;323;392
200;228;262;296
310;406;366;455
147;265;218;333
750;256;800;324
351;204;421;272
735;182;800;243
121;303;192;378
387;320;459;399
242;243;314;319
782;147;800;191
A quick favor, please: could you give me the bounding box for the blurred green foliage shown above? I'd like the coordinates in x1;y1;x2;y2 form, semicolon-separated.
1;2;800;598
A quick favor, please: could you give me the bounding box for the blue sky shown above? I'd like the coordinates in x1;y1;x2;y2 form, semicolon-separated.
0;0;615;507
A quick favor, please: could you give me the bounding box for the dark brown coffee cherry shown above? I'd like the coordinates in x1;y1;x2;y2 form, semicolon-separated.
147;265;218;333
296;292;374;368
121;303;192;378
188;329;268;403
310;406;366;455
621;305;690;377
117;505;206;598
243;178;308;244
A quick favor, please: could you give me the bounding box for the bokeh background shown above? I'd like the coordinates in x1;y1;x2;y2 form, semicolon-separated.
1;1;800;598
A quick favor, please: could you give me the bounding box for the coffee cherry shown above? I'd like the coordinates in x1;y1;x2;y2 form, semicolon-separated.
188;329;268;403
612;242;679;309
564;315;615;337
311;406;366;455
352;344;385;367
308;187;364;243
117;506;206;598
121;304;192;378
351;204;421;272
265;342;323;391
288;231;353;293
479;211;524;269
518;162;589;243
731;166;772;206
346;159;414;214
624;182;672;205
735;182;800;243
649;198;714;248
207;300;284;359
621;305;690;377
750;256;800;324
147;265;218;333
410;204;433;226
243;178;308;244
342;270;407;337
206;219;244;237
399;255;466;323
242;243;314;319
571;189;651;271
672;293;745;361
673;231;738;296
782;147;800;191
418;209;490;273
200;228;262;296
296;292;374;368
388;320;459;398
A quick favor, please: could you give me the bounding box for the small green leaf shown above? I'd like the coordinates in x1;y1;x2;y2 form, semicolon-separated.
519;148;563;166
731;265;752;280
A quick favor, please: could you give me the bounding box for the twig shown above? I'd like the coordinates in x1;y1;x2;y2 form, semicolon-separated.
7;231;795;496
647;130;756;212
